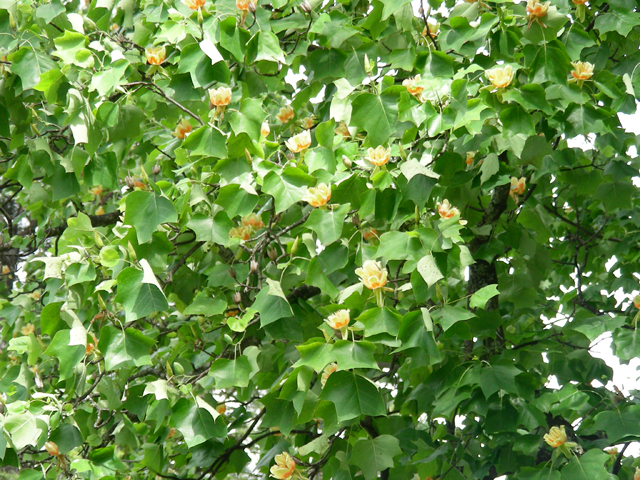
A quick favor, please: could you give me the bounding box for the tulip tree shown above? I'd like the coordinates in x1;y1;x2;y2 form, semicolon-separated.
1;0;640;478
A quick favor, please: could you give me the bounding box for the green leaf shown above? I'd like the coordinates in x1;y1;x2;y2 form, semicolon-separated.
3;412;46;450
49;424;83;454
594;8;640;37
592;406;640;443
478;361;521;398
294;342;335;372
44;330;85;380
208;356;254;388
183;292;227;316
115;264;168;322
594;180;634;211
304;203;350;245
40;302;66;337
320;371;386;422
229;98;267;142
253;278;294;326
431;306;475;331
416;254;444;287
469;285;500;310
332;340;379;371
376;231;423;261
124;191;178;244
182;126;228;158
349;435;401;480
356;307;401;337
169;399;227;448
262;167;315;213
350;93;398;146
560;449;612;480
53;30;93;68
307;258;339;298
10;47;56;89
90;59;129;96
98;326;155;371
530;43;571;85
256;31;286;63
500;105;535;136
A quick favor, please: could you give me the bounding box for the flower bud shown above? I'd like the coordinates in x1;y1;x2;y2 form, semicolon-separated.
267;247;278;262
250;260;259;273
351;214;360;228
152;164;161;175
300;0;311;13
229;268;237;279
44;441;59;457
248;1;256;12
232;292;242;304
125;175;135;189
342;155;352;169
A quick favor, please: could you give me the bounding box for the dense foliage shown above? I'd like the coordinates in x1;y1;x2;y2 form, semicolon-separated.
1;0;640;478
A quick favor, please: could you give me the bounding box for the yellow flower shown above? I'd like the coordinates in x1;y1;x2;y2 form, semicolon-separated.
44;441;59;456
510;176;526;197
634;467;640;480
526;0;550;28
421;22;439;38
402;75;424;98
633;295;640;309
285;130;312;153
465;152;475;166
270;452;296;479
236;0;254;11
335;122;350;138
261;121;270;137
570;61;594;81
276;105;295;123
355;260;388;290
544;426;567;448
209;87;232;107
367;146;391;166
21;323;35;335
325;309;350;330
173;119;192;139
216;404;226;414
301;116;315;130
242;213;264;230
303;183;331;208
183;0;205;9
572;0;587;3
90;185;104;195
486;65;514;89
437;199;459;219
527;0;550;18
229;226;253;241
605;447;618;456
321;363;337;387
145;45;166;65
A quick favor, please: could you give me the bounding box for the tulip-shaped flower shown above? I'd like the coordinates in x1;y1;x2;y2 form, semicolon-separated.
510;176;526;201
367;146;391;167
570;61;594;83
173;119;192;139
276;105;295;124
183;0;205;9
242;213;264;231
321;363;337;387
486;65;514;89
402;75;425;101
437;199;467;225
325;309;350;338
285;130;312;154
303;183;331;208
209;87;232;119
270;452;296;479
544;425;578;458
634;467;640;480
634;295;640;309
526;0;550;29
145;45;166;65
261;121;270;138
355;260;388;307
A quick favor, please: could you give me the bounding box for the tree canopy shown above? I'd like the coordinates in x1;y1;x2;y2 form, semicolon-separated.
1;0;640;479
